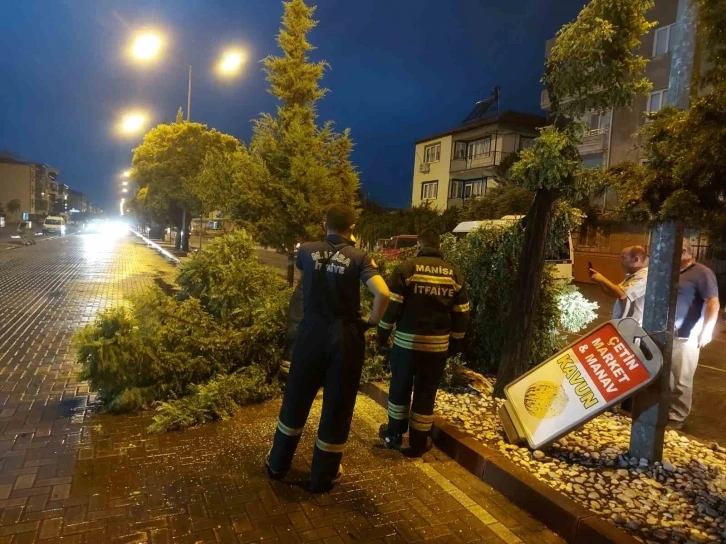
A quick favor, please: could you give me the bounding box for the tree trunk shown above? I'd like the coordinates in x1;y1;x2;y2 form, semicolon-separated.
181;210;190;253
174;215;182;250
494;187;558;397
287;242;296;287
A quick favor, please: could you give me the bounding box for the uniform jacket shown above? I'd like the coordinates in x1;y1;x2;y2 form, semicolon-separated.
377;248;469;353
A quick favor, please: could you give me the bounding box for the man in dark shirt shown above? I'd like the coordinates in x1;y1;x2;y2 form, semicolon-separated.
266;205;390;493
669;239;720;429
377;229;469;456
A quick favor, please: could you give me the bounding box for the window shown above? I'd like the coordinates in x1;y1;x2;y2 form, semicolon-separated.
581;154;604;169
519;137;535;150
463;178;488;199
421;181;438;200
423;143;441;163
468;137;491;158
647;89;669;113
575;224;611;250
653;24;673;57
453;141;467;160
450;181;463;199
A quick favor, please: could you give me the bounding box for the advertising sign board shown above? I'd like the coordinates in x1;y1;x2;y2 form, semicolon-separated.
498;318;662;450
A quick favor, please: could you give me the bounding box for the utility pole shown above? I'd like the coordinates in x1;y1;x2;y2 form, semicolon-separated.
629;223;683;460
629;0;697;461
187;65;192;122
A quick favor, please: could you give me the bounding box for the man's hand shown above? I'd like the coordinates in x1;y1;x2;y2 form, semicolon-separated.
589;270;604;283
697;330;713;348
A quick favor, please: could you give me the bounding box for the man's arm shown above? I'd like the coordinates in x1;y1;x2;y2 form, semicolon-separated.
590;270;626;300
376;266;406;343
365;275;390;325
698;297;720;347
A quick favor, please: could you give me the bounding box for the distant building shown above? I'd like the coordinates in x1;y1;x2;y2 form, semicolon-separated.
541;0;700;282
0;157;58;220
411;108;546;211
68;189;87;213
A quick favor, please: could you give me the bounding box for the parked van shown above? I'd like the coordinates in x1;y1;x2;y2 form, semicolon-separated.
453;215;574;280
43;216;66;236
381;235;418;260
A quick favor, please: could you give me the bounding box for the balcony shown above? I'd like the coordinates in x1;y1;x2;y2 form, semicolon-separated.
578;128;609;156
450;150;508;173
540;89;551;110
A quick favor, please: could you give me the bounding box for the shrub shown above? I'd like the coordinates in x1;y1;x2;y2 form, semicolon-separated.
442;224;597;373
149;367;280;432
74;232;290;418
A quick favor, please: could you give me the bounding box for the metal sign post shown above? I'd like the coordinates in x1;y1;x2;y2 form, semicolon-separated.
499;319;663;450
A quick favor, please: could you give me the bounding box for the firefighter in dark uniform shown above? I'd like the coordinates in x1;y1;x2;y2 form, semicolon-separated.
266;205;390;493
377;229;469;456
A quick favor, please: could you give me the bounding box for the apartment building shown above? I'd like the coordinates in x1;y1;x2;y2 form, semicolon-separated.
411;110;546;211
0;158;54;220
541;0;698;282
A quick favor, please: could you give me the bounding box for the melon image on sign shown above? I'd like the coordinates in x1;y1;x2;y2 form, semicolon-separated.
523;381;569;419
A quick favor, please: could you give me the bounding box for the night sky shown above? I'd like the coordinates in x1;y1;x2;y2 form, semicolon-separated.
0;0;587;210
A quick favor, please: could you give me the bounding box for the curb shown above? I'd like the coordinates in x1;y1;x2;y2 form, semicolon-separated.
360;381;638;544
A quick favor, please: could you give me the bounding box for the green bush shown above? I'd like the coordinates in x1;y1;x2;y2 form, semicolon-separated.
74;232;290;419
442;223;597;373
149;367;280;433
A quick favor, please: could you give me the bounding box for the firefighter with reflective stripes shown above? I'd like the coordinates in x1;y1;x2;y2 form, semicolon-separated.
266;205;390;493
377;229;469;456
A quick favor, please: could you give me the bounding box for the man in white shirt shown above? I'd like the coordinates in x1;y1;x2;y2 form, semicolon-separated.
589;245;648;324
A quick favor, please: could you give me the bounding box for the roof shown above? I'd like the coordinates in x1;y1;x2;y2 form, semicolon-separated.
415;110;547;145
453;216;524;233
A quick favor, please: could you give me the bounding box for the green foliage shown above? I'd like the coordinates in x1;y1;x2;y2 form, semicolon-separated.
6;199;20;215
604;88;726;229
74;233;289;420
236;0;359;256
544;0;654;118
132;121;242;224
441;355;470;389
462;185;534;221
149;367;280;433
511;125;587;197
356;203;461;249
177;230;288;325
697;0;726;87
441;223;597;373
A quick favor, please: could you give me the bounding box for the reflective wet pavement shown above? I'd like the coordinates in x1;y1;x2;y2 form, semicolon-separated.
0;234;562;543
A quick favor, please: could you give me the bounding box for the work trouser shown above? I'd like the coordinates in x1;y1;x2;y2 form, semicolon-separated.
669;337;700;421
387;345;447;452
268;315;365;487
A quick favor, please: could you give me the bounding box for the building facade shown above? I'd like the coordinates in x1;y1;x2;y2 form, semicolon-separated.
411;111;545;211
542;0;698;282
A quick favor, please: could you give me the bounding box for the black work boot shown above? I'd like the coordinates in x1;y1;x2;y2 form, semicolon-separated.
379;424;403;450
265;452;287;481
403;437;433;458
309;465;343;494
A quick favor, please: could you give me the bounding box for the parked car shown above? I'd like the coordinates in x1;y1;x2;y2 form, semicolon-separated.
381;235;418;260
42;216;66;236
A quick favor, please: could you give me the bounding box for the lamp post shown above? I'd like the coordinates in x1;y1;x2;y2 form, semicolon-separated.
128;31;246;122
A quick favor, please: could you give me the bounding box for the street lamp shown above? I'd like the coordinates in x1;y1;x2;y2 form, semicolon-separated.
122;181;128;186
126;29;246;122
123;170;131;178
218;49;247;75
118;111;148;135
130;32;163;61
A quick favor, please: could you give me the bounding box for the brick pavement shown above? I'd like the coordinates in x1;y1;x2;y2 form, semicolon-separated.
0;233;563;543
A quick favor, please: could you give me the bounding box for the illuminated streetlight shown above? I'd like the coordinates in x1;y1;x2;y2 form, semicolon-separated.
219;49;246;75
122;181;128;186
123;170;131;178
122;188;128;193
130;32;162;61
118;112;148;135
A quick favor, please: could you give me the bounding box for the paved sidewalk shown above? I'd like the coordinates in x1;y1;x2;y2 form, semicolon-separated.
0;233;562;543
